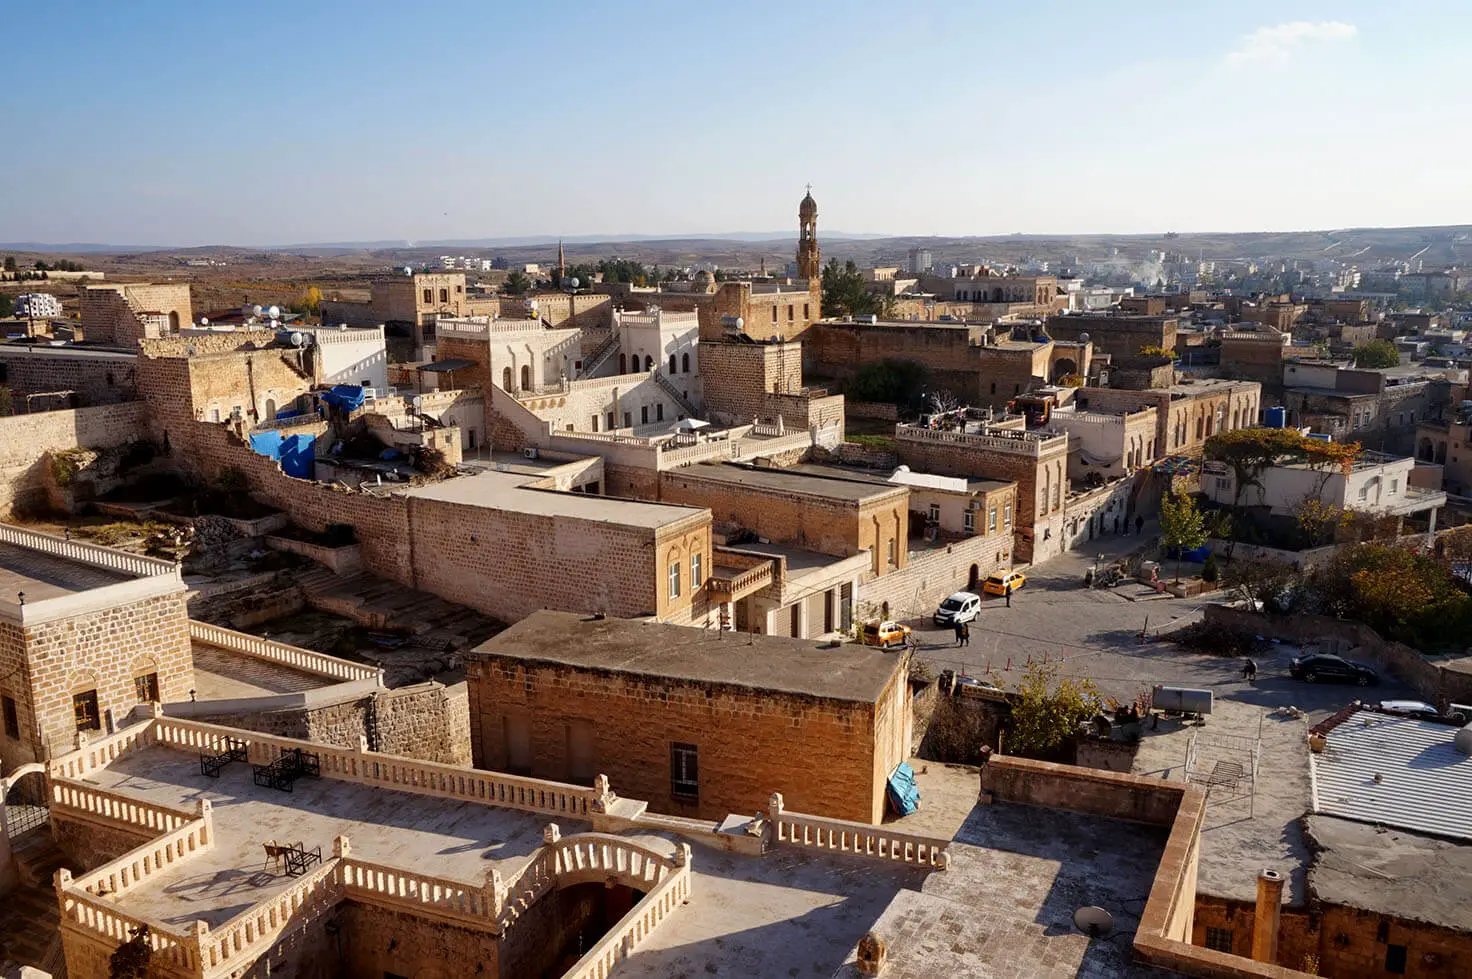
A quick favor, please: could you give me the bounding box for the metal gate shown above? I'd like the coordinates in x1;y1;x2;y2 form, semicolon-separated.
3;768;49;839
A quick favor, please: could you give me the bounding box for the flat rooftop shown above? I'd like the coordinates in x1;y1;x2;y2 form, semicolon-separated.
190;642;336;700
474;609;900;703
1306;814;1472;934
791;462;1013;494
1312;709;1472;842
832;801;1166;978
87;744;559;928
396;469;704;529
673;463;907;503
0;542;131;601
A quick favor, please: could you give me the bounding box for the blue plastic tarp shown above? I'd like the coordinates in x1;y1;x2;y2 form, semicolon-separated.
886;761;920;816
248;430;315;478
280;434;316;478
321;385;366;412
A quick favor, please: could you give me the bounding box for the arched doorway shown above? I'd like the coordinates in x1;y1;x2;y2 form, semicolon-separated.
3;767;49;839
644;355;654;371
502;367;513;390
168;311;181;332
968;564;980;590
264;398;276;421
520;365;531;391
619;353;627;373
1052;358;1076;382
669;354;677;375
1419;438;1434;462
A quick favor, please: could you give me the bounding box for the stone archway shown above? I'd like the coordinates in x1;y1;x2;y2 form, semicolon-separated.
1052;357;1076;382
968;564;980;590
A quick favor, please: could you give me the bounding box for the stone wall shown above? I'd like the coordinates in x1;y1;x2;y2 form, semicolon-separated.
1203;605;1472;706
80;283;192;345
0;402;148;516
0;348;138;406
465;654;906;823
1047;314;1177;364
50;809;156;871
857;531;1014;621
339;902;500;979
194;681;471;765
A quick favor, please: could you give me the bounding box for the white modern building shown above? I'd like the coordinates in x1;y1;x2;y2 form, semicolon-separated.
299;323;390;393
13;292;63;319
1202;450;1445;527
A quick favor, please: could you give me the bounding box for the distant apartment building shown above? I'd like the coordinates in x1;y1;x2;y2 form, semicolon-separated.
907;246;933;273
12;292;62;320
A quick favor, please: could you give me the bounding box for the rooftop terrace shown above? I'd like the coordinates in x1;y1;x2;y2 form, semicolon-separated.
395;469;706;530
84;745;559;928
672;462;908;503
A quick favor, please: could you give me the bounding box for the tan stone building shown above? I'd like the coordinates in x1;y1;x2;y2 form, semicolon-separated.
466;610;912;823
0;524;192;770
1072;378;1262;460
1046;311;1179;363
79;282;193;346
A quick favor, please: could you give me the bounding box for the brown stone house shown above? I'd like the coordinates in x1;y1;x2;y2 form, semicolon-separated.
0;525;193;770
466;610;912;824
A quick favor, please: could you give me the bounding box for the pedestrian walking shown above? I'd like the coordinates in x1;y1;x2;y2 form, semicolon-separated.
1135;514;1145;535
1242;657;1257;682
1005;585;1012;608
954;622;963;647
1113;515;1120;535
960;622;971;647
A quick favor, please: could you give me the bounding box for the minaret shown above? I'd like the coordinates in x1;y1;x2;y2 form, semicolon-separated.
557;240;566;285
797;186;820;281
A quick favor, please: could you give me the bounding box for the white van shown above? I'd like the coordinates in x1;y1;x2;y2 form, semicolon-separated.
933;591;981;627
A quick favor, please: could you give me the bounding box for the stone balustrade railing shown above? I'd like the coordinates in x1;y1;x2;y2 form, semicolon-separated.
189;621;382;682
51;777;197;835
497;846;557;928
0;521;179;580
559;858;692;979
767;793;950;869
67;801;214;900
895;424;1066;457
49;720;161;780
340;851;497;925
58;886;199;973
195;856;342;976
707;561;774;599
252;408;326;431
153;716;602;819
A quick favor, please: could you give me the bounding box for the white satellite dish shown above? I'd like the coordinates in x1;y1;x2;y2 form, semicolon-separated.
290;332;306;347
199;317;209;327
252;305;264;317
267;305;281;319
1073;907;1114;937
412;396;423;408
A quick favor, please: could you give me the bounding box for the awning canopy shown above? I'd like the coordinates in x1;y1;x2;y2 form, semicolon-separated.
417;359;475;373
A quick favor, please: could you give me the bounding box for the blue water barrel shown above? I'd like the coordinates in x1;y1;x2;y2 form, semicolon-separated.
1264;406;1286;428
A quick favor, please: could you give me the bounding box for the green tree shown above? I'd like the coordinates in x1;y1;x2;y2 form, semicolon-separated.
1005;662;1100;760
0;294;11;317
1222;557;1298;612
3;256;15;272
503;270;529;296
109;924;153;979
1351;338;1400;369
821;258;890;319
1159;490;1208;582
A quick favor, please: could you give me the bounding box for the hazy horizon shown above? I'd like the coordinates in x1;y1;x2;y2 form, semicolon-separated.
6;0;1471;247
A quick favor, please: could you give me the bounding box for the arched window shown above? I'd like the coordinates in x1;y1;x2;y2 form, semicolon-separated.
619;353;627;374
422;289;432;304
644;355;654;371
502;367;513;390
681;352;690;373
669;354;677;375
520;365;531;391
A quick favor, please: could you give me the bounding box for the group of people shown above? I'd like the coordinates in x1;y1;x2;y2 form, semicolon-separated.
952;622;971;646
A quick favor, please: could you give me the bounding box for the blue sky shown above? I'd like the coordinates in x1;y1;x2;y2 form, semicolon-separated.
4;1;1469;246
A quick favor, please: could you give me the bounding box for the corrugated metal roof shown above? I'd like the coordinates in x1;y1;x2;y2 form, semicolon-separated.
1312;710;1472;842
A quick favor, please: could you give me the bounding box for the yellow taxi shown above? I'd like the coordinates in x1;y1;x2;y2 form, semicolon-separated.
982;570;1027;596
860;620;913;649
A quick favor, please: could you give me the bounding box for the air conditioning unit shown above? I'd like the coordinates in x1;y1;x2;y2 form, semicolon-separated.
522;447;539;460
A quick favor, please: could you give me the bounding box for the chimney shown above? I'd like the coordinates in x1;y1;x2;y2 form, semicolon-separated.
1252;868;1284;963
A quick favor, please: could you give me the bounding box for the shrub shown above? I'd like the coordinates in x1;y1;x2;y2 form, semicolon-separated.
1202;553;1220;583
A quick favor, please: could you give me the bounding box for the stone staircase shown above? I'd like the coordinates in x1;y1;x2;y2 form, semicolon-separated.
1;833;70;974
652;369;701;419
580;326;621;377
294;567;501;650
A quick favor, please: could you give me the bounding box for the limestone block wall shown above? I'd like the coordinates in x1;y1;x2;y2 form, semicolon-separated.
856;530;1014;621
0;403;148;516
466;654;895;823
0;348;138;406
339;903;500;979
50;810;156;871
22;592;193;762
80;283;192;345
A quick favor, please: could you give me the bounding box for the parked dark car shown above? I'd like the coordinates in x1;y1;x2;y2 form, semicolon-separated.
1289;653;1378;686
